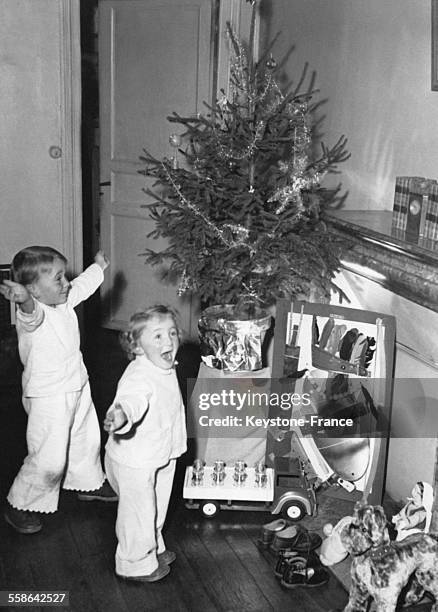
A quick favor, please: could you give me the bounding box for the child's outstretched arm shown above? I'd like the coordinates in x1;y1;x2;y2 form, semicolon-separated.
0;279;35;313
68;250;110;308
104;390;150;435
94;250;109;271
104;403;128;433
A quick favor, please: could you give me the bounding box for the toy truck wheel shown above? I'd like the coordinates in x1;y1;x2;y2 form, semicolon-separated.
281;500;306;521
200;500;220;518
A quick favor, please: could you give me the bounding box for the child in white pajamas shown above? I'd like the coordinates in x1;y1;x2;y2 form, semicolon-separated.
104;305;187;583
0;246;117;534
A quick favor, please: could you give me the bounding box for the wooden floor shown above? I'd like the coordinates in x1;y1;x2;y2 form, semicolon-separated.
0;327;433;612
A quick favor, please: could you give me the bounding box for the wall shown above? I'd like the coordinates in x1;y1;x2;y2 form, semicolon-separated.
260;0;438;210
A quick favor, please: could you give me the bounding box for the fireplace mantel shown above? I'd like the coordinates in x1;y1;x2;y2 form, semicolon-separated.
326;210;438;314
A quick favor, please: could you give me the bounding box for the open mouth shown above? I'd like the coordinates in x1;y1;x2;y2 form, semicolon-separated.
161;351;174;364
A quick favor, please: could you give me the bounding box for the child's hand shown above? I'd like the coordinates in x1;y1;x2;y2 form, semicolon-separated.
95;250;110;271
104;403;128;433
0;280;32;304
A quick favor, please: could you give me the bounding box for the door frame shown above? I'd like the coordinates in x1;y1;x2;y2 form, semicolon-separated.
217;0;260;96
61;0;83;274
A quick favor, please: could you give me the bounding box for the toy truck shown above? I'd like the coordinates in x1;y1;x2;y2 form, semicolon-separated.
183;456;317;520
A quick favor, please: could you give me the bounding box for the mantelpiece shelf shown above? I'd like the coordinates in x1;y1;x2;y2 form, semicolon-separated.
326;210;438;314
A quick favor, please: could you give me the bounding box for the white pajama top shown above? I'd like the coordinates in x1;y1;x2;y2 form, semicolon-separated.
16;263;104;397
105;355;187;468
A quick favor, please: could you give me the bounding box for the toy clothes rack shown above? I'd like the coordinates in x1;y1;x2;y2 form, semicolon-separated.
269;300;396;505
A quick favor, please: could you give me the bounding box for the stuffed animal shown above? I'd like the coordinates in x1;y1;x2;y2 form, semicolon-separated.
319;516;352;566
340;503;438;612
392;481;434;542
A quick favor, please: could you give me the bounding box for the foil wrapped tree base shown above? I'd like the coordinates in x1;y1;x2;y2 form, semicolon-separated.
198;305;272;372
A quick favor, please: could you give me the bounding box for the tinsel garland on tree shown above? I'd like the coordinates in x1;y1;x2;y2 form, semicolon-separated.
140;0;350;310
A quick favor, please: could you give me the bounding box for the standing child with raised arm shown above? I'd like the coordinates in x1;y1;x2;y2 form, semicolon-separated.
0;246;117;534
104;306;187;582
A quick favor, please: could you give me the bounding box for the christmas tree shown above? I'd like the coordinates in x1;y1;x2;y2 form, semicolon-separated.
140;0;350;311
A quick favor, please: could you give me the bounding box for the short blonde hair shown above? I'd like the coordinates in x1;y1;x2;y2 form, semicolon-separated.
120;305;181;360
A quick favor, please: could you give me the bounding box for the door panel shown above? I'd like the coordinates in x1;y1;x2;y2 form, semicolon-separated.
99;0;214;332
0;0;82;272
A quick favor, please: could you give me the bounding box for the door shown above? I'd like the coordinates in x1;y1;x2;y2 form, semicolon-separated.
98;0;215;333
0;0;82;272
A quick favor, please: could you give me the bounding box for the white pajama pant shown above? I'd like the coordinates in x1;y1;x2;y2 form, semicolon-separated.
7;382;105;513
104;454;176;577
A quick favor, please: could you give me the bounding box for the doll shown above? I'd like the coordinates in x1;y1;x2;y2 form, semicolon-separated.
392;481;434;542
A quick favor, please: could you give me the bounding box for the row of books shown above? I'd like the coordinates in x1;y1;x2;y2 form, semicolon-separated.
392;176;438;242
